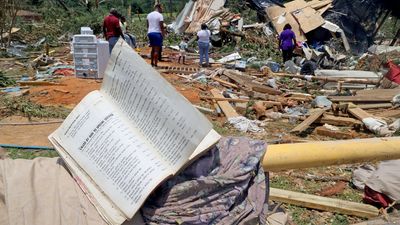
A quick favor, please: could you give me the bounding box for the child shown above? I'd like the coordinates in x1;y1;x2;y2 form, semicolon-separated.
178;37;188;64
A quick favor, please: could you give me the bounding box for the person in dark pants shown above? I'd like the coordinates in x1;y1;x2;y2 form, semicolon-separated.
103;8;124;54
278;24;297;63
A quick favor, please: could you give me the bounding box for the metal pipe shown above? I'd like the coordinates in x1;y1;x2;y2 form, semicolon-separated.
263;137;400;172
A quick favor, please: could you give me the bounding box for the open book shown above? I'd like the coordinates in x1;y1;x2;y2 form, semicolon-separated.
49;39;221;225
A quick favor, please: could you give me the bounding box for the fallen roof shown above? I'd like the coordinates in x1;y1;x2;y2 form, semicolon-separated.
265;0;332;41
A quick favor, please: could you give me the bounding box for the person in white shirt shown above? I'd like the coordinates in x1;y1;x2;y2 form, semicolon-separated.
147;3;165;67
197;24;211;67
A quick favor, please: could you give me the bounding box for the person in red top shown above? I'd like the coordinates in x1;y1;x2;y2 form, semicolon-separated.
103;8;124;53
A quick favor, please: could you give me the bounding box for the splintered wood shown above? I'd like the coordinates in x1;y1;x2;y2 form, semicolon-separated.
210;89;239;119
318;115;362;127
222;69;282;95
291;109;325;133
269;188;379;218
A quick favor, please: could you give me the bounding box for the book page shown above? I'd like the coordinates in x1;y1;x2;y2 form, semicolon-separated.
49;137;126;225
101;40;214;172
50;90;170;219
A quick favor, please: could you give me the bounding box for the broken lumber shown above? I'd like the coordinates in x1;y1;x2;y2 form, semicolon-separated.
263;137;400;171
347;104;373;120
357;103;393;109
318;114;362;127
210;89;239;119
314;126;355;139
269;188;379;218
211;77;239;89
329;96;393;103
222;69;282;95
290;109;325;133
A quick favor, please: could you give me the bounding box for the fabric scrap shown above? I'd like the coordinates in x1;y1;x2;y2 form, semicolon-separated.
142;137;268;225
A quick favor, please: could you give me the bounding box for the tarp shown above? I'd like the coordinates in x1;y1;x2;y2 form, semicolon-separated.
323;0;386;54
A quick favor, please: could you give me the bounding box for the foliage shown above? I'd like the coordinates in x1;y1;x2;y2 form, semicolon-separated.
0;71;16;87
0;0;28;47
0;95;70;119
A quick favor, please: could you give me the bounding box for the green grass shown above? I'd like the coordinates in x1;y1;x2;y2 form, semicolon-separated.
5;148;59;159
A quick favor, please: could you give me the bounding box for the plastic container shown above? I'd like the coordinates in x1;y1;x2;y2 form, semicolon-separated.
72;35;96;44
80;27;93;35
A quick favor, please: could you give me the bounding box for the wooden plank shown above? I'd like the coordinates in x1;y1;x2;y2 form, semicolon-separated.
318;114;362;126
347;104;373;120
356;88;400;97
357;103;393;109
211;77;239;89
210;89;239;119
223;70;282;95
291;109;325;133
373;109;400;118
329;96;393;102
314;126;355;139
269;188;379;218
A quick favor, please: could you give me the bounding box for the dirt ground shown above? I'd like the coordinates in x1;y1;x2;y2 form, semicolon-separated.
29;76;102;108
0;116;62;147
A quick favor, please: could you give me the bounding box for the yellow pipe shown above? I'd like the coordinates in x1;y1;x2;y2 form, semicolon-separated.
263;137;400;172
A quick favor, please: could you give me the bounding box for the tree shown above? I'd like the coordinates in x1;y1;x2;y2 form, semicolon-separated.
0;0;24;48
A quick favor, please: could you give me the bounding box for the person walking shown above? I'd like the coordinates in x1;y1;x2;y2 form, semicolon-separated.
279;23;297;62
119;15;136;48
147;3;165;67
103;8;124;54
197;24;211;67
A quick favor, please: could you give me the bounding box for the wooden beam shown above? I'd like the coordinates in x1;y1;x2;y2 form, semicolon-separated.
357;103;393;110
329;96;393;103
210;89;239;119
269;188;379;218
314;126;355;139
318;114;362;127
222;69;282;95
347;104;373;120
211;77;239;89
291;109;325;133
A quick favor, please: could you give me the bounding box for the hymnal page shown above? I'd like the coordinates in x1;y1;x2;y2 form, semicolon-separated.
49;91;171;222
101;40;217;172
